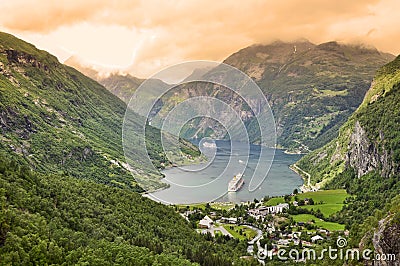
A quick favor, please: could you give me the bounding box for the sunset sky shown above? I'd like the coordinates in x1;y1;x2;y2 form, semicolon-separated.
0;0;399;78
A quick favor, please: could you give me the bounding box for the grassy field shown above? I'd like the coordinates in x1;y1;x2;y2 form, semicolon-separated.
177;203;207;210
300;204;344;217
213;229;224;237
264;197;285;206
223;225;257;240
295;189;349;217
292;214;345;231
211;202;236;210
264;190;349;217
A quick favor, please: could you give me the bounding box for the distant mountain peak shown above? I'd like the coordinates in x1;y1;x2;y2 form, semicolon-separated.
256;38;313;46
318;41;391;58
221;39;394;152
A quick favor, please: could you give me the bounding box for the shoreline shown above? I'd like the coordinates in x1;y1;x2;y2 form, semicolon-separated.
288;164;306;191
148;143;307;203
276;147;308;155
290;163;319;193
289;164;307;192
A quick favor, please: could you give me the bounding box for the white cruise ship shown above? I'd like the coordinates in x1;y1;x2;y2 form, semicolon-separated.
228;173;244;192
202;142;217;148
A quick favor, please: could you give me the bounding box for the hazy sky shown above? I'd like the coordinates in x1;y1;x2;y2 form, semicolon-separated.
0;0;399;78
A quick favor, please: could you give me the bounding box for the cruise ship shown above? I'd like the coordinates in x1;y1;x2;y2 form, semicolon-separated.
202;142;217;148
228;173;244;192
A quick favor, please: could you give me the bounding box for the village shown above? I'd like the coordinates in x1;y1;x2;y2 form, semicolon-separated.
175;189;349;261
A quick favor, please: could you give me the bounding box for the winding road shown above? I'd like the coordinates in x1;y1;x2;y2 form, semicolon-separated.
291;164;318;192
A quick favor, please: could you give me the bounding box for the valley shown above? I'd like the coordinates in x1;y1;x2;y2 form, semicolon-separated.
1;23;399;266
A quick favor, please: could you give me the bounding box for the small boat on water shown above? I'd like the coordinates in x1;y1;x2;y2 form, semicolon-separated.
228;173;244;192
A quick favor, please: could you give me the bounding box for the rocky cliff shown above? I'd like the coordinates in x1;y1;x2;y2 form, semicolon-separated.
347;121;396;178
372;213;400;266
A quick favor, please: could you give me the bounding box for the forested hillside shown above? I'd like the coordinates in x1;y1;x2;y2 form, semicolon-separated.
0;155;257;265
0;32;198;191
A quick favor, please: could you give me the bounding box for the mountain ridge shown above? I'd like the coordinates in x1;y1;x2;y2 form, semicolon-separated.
73;40;395;152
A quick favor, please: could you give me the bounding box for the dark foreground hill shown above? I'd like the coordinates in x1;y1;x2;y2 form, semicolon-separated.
0;155;255;265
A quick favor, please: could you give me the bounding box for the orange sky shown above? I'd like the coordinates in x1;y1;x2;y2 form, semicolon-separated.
0;0;399;78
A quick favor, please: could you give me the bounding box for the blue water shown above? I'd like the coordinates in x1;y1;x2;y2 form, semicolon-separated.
148;141;303;204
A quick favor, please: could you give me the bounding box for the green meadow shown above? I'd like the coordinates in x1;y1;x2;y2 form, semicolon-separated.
292;214;345;231
223;225;257;241
264;197;285;206
295;189;349;217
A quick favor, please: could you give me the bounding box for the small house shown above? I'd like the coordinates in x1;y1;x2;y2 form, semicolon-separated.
198;215;213;229
311;235;324;243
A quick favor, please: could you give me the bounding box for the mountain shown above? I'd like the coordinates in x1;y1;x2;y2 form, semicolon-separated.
223;40;394;152
75;41;394;152
297;56;400;260
98;73;143;103
0;32;199;191
152;40;394;151
297;55;400;188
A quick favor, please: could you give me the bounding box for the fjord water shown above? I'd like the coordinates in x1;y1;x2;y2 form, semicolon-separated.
148;141;303;204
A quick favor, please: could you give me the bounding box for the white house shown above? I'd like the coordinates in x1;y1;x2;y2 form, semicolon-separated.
220;217;237;224
265;203;289;214
311;235;324;243
248;203;289;218
277;239;290;246
198;215;213;229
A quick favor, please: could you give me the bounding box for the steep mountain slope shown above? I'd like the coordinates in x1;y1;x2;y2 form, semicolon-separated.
297;56;400;259
223;40;394;151
0;32;198;191
297;55;400;187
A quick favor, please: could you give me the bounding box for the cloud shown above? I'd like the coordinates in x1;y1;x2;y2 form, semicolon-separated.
0;0;110;32
0;0;398;77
